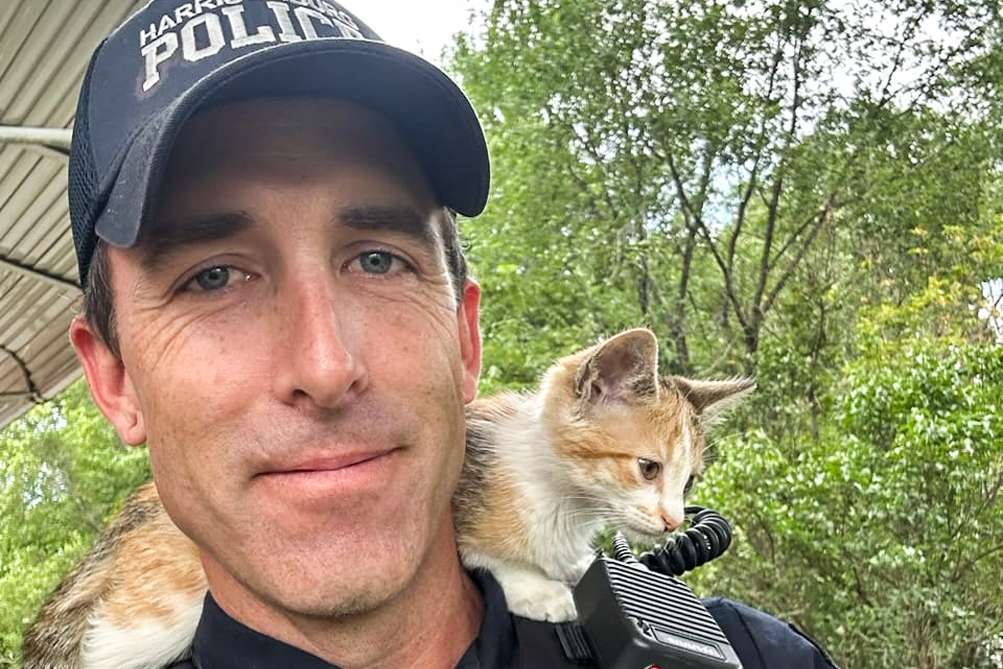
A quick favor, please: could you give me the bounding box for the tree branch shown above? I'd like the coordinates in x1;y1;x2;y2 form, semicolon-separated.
752;27;808;331
952;543;1003;584
0;344;43;404
762;195;837;317
660;147;752;332
729;36;785;275
769;202;829;269
670;225;698;373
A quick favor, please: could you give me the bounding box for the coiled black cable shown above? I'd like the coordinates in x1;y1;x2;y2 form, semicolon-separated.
633;506;733;576
611;532;640;565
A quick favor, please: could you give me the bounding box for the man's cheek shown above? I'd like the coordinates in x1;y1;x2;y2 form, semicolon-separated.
358;279;458;327
137;303;266;386
140;350;261;451
128;300;238;366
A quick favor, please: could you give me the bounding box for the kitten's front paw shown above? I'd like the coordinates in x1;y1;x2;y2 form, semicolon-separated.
506;579;578;623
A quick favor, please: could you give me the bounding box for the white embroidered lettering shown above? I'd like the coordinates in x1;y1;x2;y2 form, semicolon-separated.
192;0;218;14
141;32;179;91
331;15;362;39
140;22;159;47
137;0;364;92
158;14;178;34
174;3;196;23
266;1;302;42
294;6;335;40
331;7;362;34
181;13;226;62
222;5;277;48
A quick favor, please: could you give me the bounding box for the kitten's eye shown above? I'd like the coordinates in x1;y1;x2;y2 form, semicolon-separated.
683;475;696;495
638;458;661;481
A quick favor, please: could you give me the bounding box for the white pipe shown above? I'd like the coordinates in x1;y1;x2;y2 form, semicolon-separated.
0;126;72;150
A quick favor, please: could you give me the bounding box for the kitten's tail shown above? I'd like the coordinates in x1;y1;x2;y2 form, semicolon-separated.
22;560;105;669
22;502;138;669
22;482;202;669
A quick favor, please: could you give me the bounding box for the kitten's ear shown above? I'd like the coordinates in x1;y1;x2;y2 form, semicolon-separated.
575;329;659;406
672;376;755;420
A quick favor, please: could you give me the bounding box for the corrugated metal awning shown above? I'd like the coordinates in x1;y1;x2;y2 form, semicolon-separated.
0;1;145;428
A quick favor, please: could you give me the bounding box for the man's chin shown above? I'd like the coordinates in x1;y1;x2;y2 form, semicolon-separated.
249;544;422;621
282;574;411;621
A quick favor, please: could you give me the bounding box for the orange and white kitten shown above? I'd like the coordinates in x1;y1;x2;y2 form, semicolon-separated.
23;328;752;669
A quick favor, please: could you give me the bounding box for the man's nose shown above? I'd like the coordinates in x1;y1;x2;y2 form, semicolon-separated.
273;277;368;410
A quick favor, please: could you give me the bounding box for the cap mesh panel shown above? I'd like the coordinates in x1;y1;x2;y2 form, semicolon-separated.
68;45;103;286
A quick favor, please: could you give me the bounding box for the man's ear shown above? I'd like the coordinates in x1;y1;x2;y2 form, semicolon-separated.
69;315;146;445
457;278;482;404
575;328;660;406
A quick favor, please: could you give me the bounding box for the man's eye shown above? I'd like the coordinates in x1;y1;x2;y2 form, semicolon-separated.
187;266;238;292
356;251;404;275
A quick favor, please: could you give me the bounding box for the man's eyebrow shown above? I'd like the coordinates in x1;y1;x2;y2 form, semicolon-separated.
338;206;439;249
139;211;254;273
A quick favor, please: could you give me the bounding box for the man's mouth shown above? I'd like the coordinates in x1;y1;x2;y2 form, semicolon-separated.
258;449;398;476
254;448;401;499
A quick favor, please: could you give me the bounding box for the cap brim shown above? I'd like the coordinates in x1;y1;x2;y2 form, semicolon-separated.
96;39;489;247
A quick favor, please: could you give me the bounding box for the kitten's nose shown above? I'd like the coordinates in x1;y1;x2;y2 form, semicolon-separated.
662;511;684;533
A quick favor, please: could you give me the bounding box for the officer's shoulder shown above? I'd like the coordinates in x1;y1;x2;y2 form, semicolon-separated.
703;596;841;669
164;660;195;668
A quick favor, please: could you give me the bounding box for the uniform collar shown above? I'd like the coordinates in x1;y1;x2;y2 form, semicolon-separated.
190;569;516;669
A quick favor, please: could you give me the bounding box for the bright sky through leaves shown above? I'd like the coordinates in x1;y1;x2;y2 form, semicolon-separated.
342;0;487;66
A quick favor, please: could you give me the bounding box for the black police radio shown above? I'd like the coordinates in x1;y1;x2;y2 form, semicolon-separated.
556;506;743;669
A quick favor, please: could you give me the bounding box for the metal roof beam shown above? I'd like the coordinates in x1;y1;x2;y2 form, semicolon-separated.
0;252;80;291
0;343;42;404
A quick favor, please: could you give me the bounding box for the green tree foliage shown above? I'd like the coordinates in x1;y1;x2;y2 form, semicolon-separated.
0;382;149;667
448;1;1002;665
452;0;1001;377
1;1;1001;667
697;324;1003;668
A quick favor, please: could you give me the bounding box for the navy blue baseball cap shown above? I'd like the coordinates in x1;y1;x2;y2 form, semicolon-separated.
69;0;490;284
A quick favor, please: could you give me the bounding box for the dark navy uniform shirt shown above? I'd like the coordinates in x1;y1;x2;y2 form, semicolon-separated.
186;570;516;668
176;570;838;669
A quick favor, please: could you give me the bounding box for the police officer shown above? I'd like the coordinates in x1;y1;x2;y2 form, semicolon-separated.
66;1;839;667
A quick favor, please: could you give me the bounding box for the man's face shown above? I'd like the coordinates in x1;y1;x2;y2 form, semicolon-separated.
76;98;481;618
